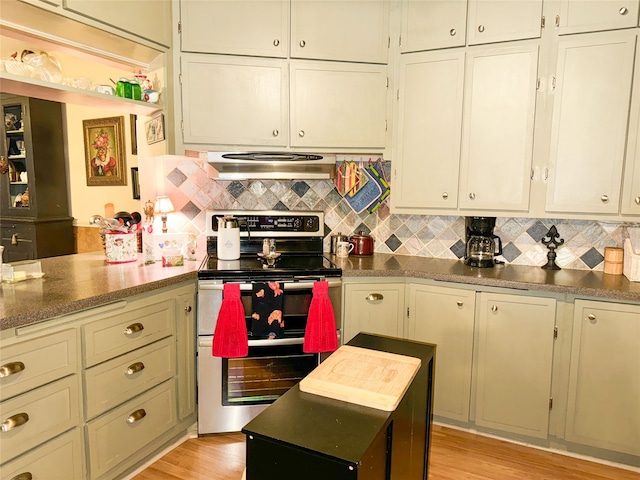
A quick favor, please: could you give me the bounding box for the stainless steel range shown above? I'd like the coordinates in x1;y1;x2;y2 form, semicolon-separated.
197;210;342;434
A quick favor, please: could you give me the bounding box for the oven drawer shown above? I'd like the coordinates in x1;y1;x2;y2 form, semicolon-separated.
84;337;175;419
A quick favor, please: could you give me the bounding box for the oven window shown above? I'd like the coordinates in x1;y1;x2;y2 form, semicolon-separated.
222;343;318;406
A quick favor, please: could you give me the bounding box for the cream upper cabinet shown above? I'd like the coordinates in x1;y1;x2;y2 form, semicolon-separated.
63;0;172;47
343;281;405;344
459;44;539;212
622;36;640;216
545;31;636;215
558;0;640;35
290;0;390;63
181;54;288;147
565;300;640;456
475;292;556;439
393;50;464;211
290;61;388;149
408;284;475;422
467;0;543;45
179;0;289;57
400;0;467;53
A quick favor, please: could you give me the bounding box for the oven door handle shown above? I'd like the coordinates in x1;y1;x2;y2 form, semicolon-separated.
198;337;305;348
198;279;341;291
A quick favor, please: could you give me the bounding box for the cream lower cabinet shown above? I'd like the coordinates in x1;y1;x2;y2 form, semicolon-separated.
474;292;556;439
407;283;475;422
564;300;640;456
176;287;196;421
343;280;405;344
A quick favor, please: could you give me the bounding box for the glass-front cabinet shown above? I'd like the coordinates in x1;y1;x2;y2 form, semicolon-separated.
0;95;73;261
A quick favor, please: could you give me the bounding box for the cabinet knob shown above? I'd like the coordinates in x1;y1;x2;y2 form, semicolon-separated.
184;305;192;313
491;305;498;312
365;293;384;301
442;192;448;199
456;301;463;307
11;233;18;245
635;196;640;205
125;362;145;376
126;408;147;424
298;130;305;138
273;39;280;46
0;361;25;378
600;194;609;203
299;40;306;48
469;192;476;200
272;129;279;137
449;28;456;36
10;473;33;480
619;6;629;15
1;412;29;432
478;24;485;33
124;322;144;335
587;313;597;322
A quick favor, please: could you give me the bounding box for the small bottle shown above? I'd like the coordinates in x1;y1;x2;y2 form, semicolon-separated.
130;80;142;101
115;77;130;98
262;238;270;255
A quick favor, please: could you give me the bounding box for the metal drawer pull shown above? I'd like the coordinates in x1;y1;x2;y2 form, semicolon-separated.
1;412;29;432
126;409;147;424
298;130;305;138
478;24;485;33
449;29;456;36
587;313;596;322
273;39;280;46
124;323;144;335
184;306;192;313
442;192;448;199
491;305;498;312
619;6;628;15
601;194;609;203
10;473;33;480
299;40;306;47
469;192;475;200
456;301;463;307
366;293;384;301
126;362;145;375
635;196;640;205
0;361;25;378
272;129;279;137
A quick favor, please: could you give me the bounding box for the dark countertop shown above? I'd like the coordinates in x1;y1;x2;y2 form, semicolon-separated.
334;253;640;302
0;253;200;331
2;252;638;332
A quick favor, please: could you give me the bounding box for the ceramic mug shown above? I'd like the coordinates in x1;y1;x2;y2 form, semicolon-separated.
336;241;354;258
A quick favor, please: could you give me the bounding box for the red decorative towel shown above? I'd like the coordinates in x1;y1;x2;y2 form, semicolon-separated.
303;281;338;353
212;283;248;358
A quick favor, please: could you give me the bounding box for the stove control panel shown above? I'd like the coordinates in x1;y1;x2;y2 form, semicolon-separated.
206;210;323;237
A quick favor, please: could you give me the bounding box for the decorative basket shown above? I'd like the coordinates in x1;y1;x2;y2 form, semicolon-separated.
623;228;640;282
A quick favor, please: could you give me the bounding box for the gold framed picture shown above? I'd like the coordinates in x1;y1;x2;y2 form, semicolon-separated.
83;116;127;186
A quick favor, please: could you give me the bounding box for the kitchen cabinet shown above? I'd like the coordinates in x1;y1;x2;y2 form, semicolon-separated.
474;292;556;439
400;0;467;53
179;0;289;58
545;30;636;215
176;287;196;421
393;50;464;210
458;44;539;212
467;0;543;45
0;95;73;261
290;0;390;64
557;0;640;35
408;283;475;422
622;36;640;216
342;280;405;344
564;300;640;457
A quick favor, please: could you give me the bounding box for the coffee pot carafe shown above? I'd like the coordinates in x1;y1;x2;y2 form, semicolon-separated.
464;216;503;268
217;215;241;260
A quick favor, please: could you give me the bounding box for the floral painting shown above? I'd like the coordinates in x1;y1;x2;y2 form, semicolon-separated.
83;116;127;186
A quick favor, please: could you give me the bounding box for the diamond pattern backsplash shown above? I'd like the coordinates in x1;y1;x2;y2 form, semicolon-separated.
160;155;638;271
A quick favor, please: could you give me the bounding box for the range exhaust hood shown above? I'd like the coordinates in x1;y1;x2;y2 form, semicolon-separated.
207;152;336;180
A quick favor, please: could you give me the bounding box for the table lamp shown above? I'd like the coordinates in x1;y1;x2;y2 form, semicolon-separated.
155;196;175;234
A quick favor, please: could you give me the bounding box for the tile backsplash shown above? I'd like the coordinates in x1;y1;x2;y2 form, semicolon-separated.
159;156;637;271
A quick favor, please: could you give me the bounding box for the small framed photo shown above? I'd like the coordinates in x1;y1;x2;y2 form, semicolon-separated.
131;167;140;199
83;116;127;186
145;113;165;144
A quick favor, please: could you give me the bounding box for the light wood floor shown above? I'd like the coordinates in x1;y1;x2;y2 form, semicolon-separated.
133;424;639;480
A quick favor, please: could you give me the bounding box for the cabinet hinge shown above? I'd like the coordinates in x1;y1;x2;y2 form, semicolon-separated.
385;120;388;132
407;307;410;318
555;15;560;28
397;89;400;101
549;397;554;410
552;76;557;90
181;119;184;133
536;77;541;90
388;36;391;49
541;16;545;28
399;35;402;47
179;73;183;86
178;21;181;34
553;326;558;339
386;77;389;89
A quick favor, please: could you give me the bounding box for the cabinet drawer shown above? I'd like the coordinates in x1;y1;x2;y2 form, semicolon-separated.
0;329;77;401
0;375;80;464
83;299;175;367
84;337;175;419
86;380;176;479
0;428;84;480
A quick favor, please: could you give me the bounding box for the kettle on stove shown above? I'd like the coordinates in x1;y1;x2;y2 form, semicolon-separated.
217;215;241;260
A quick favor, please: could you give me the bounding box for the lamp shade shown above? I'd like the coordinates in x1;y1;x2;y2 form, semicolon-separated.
155;196;175;214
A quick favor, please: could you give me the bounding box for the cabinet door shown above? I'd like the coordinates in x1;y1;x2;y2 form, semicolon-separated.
291;0;389;64
565;300;640;456
176;287;196;421
558;0;639;35
546;31;636;215
467;0;543;45
408;284;475;422
475;293;555;439
290;61;387;149
459;45;538;211
400;0;467;53
622;36;640;216
393;50;464;210
181;54;288;147
343;283;405;343
180;0;289;58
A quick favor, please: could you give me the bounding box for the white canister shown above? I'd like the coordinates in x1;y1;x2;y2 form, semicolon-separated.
217;216;241;260
105;232;137;264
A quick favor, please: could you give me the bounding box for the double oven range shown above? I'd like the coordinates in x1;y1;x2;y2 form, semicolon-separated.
197;210;342;434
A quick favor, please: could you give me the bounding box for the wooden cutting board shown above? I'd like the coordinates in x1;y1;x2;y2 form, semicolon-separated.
299;345;421;411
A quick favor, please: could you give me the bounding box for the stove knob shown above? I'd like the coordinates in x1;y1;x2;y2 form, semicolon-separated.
293;218;302;229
